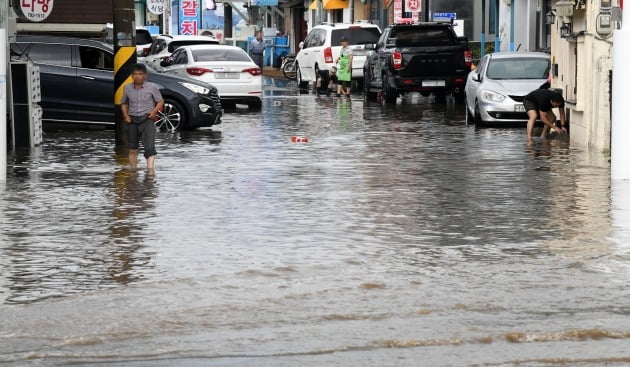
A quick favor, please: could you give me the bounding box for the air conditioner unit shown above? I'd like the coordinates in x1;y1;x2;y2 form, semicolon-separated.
555;1;574;17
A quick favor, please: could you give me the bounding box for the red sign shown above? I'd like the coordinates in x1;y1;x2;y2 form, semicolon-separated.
407;0;420;12
13;0;54;22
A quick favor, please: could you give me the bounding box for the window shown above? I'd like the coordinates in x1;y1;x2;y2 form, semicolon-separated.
136;30;153;45
193;48;250;62
331;28;381;45
79;46;113;70
302;32;315;49
168;40;219;53
150;39;166;55
173;50;188;64
13;43;72;66
391;26;454;46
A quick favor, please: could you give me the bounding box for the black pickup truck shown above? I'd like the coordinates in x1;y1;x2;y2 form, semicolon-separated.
363;22;472;103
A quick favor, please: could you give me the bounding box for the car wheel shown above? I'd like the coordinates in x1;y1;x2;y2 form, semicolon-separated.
155;99;186;132
364;70;377;100
434;91;447;104
248;99;262;110
381;75;397;104
474;102;485;127
453;89;465;104
296;63;308;91
465;98;474;125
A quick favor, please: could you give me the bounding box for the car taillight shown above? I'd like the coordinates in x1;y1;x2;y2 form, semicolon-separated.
392;52;402;69
187;67;213;76
243;67;262;76
324;47;333;63
464;50;473;68
142;47;150;57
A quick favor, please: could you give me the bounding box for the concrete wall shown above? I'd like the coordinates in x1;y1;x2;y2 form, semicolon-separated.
498;0;511;51
551;2;613;151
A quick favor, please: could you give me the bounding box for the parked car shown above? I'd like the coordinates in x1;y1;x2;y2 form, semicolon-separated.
11;35;223;131
159;44;262;109
143;34;220;70
363;22;471;103
295;22;381;89
464;52;551;126
103;23;154;57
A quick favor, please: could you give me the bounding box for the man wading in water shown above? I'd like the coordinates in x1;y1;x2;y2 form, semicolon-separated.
121;63;164;171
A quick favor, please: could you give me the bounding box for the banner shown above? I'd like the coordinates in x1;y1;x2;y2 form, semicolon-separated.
179;0;200;35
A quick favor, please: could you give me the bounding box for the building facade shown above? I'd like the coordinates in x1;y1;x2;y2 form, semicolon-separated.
548;0;615;150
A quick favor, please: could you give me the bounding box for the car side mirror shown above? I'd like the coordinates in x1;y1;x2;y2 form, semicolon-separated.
472;72;481;82
299;41;304;49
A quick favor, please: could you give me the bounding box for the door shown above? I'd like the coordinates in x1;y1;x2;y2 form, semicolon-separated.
73;45;115;123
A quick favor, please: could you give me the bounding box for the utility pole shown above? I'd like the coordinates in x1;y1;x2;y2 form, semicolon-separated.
113;0;136;156
423;0;429;21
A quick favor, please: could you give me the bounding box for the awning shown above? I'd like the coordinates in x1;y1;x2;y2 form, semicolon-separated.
323;0;348;9
308;0;319;10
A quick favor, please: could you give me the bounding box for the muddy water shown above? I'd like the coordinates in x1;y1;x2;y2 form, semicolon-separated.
1;81;629;366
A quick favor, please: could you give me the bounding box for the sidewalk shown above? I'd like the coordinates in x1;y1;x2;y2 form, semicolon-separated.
262;67;285;78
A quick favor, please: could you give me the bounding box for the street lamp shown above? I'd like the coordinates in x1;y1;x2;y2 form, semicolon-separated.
546;9;556;24
560;22;572;38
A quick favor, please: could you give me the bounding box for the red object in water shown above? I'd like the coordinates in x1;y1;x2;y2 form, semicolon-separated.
291;136;309;142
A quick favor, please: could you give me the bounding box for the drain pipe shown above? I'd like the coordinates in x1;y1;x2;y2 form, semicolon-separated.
0;0;6;184
612;2;630;179
509;0;515;51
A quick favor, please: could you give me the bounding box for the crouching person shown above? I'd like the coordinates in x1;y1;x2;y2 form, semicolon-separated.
315;66;338;96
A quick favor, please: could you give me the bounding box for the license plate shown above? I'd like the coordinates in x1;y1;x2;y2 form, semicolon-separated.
215;72;239;79
422;80;445;87
514;104;525;112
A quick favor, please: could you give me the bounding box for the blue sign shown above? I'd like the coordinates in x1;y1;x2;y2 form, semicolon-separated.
433;12;457;19
255;0;279;5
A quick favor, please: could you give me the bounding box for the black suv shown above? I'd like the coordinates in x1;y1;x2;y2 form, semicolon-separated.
363;23;471;103
11;35;223;131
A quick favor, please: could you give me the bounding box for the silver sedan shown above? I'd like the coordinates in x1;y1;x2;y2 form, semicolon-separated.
464;52;551;126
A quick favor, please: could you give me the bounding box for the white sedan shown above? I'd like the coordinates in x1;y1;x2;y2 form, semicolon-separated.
464;52;551;126
159;44;262;109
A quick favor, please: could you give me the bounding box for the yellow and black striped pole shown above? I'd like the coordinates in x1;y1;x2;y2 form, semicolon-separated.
113;0;136;156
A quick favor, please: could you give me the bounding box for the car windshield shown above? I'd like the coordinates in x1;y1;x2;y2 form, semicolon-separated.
192;48;250;62
486;58;550;80
168;40;219;52
331;27;381;45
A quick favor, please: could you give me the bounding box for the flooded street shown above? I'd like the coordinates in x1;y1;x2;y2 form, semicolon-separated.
1;78;629;366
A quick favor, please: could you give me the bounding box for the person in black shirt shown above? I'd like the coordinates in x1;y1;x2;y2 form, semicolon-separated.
315;66;337;96
523;89;567;141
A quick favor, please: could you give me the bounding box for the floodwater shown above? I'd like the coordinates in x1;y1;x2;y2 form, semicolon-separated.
1;78;629;366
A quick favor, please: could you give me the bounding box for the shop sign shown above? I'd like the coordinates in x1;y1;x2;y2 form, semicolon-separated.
179;0;200;35
147;0;166;15
12;0;54;22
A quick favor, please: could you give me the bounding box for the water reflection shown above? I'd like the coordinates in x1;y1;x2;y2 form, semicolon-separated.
0;83;629;366
108;169;157;284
